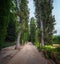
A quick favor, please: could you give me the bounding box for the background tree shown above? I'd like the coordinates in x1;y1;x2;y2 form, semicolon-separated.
53;35;60;44
34;0;55;46
30;17;36;44
34;0;44;46
20;0;29;44
14;0;21;49
40;0;55;44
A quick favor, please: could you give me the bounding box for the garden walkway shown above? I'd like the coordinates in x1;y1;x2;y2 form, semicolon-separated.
0;42;51;64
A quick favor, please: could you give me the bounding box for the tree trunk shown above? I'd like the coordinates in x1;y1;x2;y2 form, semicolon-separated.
15;0;21;49
41;21;44;46
15;31;21;49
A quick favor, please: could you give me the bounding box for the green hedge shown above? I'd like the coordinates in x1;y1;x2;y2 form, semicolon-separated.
0;42;15;50
41;45;60;64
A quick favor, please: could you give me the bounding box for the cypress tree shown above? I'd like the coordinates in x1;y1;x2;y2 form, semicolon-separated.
30;17;36;44
20;0;29;44
0;0;12;49
34;0;55;46
6;0;17;42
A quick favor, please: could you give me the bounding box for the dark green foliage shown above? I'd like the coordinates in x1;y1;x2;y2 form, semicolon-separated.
34;0;41;43
20;0;29;44
56;46;60;52
30;17;36;44
34;0;55;45
41;0;55;44
5;1;18;42
0;0;12;49
55;46;60;63
41;45;60;63
6;13;17;42
53;35;60;44
40;46;56;59
0;42;15;49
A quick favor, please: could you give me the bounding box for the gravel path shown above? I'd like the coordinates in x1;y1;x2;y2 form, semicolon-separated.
7;43;48;64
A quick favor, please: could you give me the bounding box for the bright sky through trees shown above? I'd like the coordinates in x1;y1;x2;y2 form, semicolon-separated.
53;0;60;35
28;0;60;35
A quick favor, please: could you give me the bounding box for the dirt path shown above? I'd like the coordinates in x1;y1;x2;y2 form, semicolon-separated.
7;43;48;64
0;46;19;64
0;43;52;64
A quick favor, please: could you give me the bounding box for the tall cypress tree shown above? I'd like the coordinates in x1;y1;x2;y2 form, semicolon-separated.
14;0;21;49
34;0;44;46
34;0;55;45
20;0;29;44
0;0;12;49
6;0;17;42
40;0;55;44
30;17;36;44
14;0;29;48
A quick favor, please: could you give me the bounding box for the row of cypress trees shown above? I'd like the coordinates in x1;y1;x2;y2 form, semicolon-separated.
0;0;55;49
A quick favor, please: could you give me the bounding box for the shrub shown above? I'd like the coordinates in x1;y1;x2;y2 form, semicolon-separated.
42;45;60;64
56;46;60;52
41;45;56;59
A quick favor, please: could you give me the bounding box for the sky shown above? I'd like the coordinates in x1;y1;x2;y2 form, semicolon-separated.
28;0;35;18
52;0;60;35
28;0;60;35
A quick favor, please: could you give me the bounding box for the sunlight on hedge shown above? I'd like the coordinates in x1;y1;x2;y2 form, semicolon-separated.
45;45;55;49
